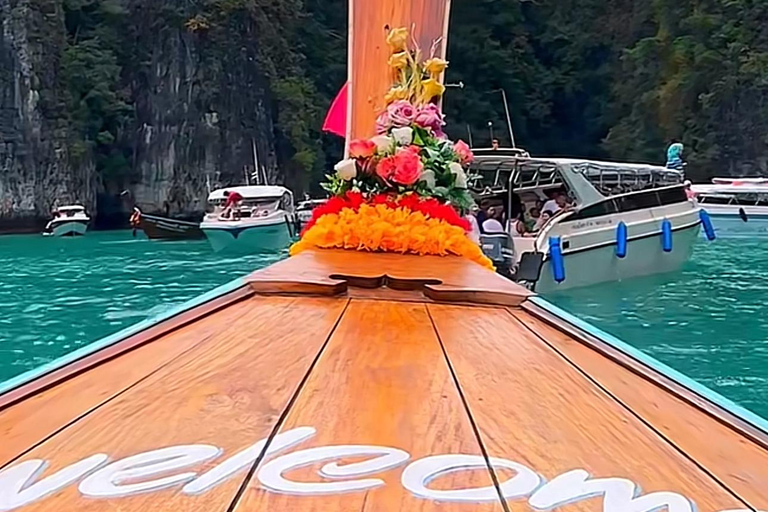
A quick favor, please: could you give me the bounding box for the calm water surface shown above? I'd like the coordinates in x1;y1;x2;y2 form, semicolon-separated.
0;231;283;381
1;231;767;419
545;237;768;418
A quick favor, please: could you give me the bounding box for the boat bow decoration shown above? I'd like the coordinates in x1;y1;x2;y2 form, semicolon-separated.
291;27;491;269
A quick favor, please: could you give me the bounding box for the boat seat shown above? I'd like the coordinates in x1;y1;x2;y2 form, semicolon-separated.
511;251;545;289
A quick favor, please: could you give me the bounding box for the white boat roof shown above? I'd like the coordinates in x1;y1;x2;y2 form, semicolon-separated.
711;177;768;184
692;184;768;195
207;186;291;202
56;205;86;212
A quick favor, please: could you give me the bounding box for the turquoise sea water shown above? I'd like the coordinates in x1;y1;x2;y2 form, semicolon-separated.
1;231;767;419
0;231;283;382
545;237;768;418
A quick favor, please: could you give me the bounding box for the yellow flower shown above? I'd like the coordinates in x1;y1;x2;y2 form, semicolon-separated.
384;86;408;104
289;204;494;270
388;51;409;70
423;58;448;78
421;78;446;102
386;27;409;52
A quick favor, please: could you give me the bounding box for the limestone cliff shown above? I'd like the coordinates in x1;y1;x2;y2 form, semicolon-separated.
0;0;288;232
0;0;92;232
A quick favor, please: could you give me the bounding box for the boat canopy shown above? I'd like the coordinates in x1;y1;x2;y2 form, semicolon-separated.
469;153;684;206
56;205;86;213
693;184;768;196
207;186;292;202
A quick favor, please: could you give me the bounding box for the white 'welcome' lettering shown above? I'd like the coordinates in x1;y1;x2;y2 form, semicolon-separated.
0;427;755;511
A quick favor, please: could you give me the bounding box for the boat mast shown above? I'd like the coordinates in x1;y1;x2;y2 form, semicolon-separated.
347;0;453;147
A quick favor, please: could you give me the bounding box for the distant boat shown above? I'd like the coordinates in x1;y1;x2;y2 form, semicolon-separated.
130;207;204;240
200;185;298;252
693;179;768;237
43;205;90;237
295;198;328;230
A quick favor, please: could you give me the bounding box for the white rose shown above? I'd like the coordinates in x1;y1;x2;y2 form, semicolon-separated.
391;126;413;145
371;135;393;153
449;162;468;189
420;169;437;189
334;158;357;181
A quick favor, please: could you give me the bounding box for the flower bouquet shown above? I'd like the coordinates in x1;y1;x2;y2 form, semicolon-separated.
290;27;492;269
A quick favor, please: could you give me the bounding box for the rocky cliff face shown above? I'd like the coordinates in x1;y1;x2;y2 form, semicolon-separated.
0;0;93;232
116;0;279;223
0;0;282;231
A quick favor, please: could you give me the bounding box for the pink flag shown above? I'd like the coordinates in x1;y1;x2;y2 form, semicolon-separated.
322;82;348;138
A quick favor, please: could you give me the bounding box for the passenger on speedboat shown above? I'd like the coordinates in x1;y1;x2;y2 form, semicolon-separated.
219;190;244;220
482;207;505;233
666;140;685;171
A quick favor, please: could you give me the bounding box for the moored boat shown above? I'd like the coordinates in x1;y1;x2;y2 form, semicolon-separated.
129;207;205;240
200;186;297;253
43;205;90;237
472;152;704;292
693;180;768;237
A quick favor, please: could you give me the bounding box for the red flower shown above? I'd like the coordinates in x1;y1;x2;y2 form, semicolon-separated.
376;156;397;181
349;139;376;159
391;151;423;186
454;140;474;165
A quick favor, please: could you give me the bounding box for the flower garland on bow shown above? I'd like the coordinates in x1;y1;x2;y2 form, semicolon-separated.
291;27;492;269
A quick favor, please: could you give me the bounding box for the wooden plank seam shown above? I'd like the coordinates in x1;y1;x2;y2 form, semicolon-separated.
223;298;352;512
0;302;254;472
505;308;759;512
425;304;512;512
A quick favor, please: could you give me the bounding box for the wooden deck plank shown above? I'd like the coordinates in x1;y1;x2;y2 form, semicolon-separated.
235;299;504;512
3;296;346;512
515;308;768;510
0;298;253;468
429;304;749;511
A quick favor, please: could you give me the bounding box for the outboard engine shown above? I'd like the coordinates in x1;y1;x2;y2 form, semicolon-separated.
480;234;516;279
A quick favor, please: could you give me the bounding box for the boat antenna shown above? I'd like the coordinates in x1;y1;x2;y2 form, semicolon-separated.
251;138;260;185
466;124;474;148
499;88;516;148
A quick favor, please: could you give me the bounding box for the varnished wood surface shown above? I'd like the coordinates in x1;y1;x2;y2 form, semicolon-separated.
235;300;502;511
348;0;451;142
429;304;750;511
0;285;254;411
516;307;768;510
7;296;347;512
0;299;253;468
247;249;532;306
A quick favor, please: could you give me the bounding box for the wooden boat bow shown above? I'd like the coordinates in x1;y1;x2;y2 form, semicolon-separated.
1;250;768;511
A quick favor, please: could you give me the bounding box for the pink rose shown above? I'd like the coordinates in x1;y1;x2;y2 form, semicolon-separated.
392;150;423;186
454;140;474;164
375;111;391;135
349;138;376;159
413;104;446;134
387;100;416;128
376;156;397;181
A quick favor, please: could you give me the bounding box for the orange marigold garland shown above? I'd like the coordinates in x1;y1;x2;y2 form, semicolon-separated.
290;204;492;269
292;26;493;269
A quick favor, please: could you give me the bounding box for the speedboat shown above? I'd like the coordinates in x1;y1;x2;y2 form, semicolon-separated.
471;150;705;292
692;180;768;237
43;205;90;237
200;186;298;253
